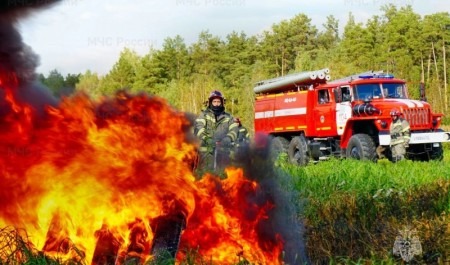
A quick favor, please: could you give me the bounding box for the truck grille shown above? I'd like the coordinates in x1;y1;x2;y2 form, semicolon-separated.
403;108;430;127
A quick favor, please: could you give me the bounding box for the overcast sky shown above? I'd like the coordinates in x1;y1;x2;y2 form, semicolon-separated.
17;0;450;76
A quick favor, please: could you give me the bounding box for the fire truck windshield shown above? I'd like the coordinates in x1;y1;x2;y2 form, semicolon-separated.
381;83;407;99
354;84;381;101
354;83;406;101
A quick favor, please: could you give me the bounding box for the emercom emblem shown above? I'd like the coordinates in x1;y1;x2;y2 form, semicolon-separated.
393;227;422;262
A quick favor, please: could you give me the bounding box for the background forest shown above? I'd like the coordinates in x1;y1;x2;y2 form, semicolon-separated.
38;4;450;131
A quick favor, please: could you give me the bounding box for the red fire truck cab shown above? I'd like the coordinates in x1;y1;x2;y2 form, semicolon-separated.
254;70;450;165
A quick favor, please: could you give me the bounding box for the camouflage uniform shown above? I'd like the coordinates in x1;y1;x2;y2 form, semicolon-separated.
389;117;411;161
194;108;238;171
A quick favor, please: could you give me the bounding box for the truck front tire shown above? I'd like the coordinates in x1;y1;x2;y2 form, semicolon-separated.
288;136;309;166
346;134;377;161
269;136;289;163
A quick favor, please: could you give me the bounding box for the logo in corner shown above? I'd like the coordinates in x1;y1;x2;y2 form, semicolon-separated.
393;226;422;262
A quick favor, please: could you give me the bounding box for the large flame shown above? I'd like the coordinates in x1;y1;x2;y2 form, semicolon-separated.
0;71;284;264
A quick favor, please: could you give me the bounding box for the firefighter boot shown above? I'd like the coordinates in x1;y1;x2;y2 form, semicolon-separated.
393;155;404;163
376;145;386;159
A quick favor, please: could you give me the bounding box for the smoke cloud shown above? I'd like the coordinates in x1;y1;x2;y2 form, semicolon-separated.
0;0;62;114
236;134;311;265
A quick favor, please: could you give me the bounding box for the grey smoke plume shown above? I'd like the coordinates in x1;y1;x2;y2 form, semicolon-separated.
0;0;62;113
237;134;311;265
0;22;38;84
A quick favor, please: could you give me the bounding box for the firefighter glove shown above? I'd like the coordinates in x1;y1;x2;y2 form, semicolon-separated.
221;136;232;147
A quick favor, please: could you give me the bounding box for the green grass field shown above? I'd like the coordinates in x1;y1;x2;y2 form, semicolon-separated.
279;148;450;264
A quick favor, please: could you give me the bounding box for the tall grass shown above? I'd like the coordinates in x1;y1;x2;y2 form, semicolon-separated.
0;226;85;265
280;152;450;264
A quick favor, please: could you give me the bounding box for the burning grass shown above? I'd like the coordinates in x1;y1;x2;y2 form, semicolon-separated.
0;73;301;264
0;226;84;265
0;226;247;265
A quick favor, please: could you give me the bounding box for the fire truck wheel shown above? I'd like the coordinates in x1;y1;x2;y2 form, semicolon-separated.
346;134;377;161
288;136;309;166
269;136;289;163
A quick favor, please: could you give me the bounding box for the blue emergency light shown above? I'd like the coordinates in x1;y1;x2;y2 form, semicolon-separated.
359;75;374;79
359;73;395;79
377;74;394;79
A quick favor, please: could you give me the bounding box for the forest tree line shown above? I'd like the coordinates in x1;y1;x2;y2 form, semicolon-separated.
39;4;450;131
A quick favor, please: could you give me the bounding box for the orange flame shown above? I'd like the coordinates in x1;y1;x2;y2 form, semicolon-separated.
0;71;284;264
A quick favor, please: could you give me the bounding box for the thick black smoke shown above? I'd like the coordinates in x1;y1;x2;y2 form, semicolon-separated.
0;0;62;17
235;134;311;265
0;0;62;114
0;22;37;84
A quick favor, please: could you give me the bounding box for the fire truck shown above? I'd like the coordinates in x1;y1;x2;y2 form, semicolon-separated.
253;69;450;165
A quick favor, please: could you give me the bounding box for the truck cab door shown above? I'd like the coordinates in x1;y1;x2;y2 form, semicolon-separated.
314;89;335;136
335;86;352;135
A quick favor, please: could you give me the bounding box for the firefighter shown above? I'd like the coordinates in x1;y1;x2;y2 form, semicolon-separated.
233;117;250;161
194;90;238;173
389;108;411;162
235;118;250;144
319;90;329;104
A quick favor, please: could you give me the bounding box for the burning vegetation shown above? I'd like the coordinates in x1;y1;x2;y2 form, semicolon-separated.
0;1;308;264
0;81;296;264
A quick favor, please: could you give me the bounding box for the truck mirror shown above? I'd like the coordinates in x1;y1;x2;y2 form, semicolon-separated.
334;88;342;103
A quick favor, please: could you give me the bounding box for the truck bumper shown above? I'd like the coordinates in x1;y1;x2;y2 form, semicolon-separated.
379;131;450;145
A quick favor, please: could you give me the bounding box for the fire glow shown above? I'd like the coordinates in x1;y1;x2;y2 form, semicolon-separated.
0;70;284;264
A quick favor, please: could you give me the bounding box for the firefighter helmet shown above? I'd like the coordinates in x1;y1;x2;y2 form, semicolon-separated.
390;108;401;116
208;90;224;105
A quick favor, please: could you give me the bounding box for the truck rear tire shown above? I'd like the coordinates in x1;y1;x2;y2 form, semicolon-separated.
269;136;289;163
346;134;377;161
288;136;309;166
